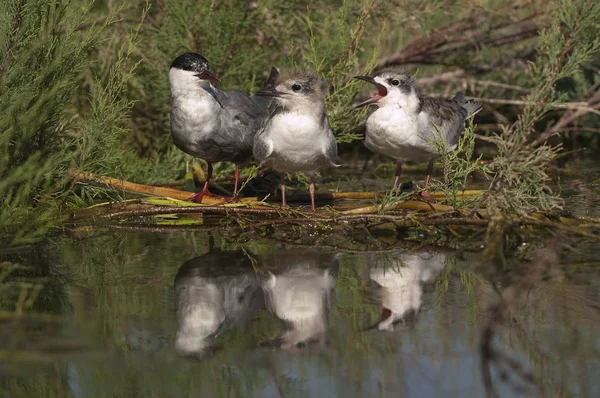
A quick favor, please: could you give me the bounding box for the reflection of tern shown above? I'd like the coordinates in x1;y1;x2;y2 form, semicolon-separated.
260;250;338;350
365;251;446;331
174;251;263;358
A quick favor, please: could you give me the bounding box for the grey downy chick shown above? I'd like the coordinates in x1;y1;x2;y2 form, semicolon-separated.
354;68;482;198
169;53;271;202
253;68;338;211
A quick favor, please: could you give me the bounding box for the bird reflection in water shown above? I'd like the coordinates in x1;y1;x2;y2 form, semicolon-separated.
174;250;264;359
260;250;339;351
364;251;446;331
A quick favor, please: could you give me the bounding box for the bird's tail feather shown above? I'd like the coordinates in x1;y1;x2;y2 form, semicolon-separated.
453;92;482;118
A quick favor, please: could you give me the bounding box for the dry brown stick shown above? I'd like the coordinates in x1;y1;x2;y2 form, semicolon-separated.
275;190;484;203
76;201;600;241
428;95;599;114
419;71;533;93
377;12;539;68
534;84;600;145
377;16;488;67
418;70;470;85
70;171;258;205
91;224;218;233
98;209;597;237
426;26;539;60
73;170;484;206
552;127;600;134
80;172;273;204
342;200;455;215
99;204;279;219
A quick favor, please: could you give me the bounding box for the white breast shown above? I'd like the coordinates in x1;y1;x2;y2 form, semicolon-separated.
370;263;423;326
264;113;331;173
365;106;439;163
171;94;221;144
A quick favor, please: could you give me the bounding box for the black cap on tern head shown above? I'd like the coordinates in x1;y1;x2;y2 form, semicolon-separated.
170;52;220;84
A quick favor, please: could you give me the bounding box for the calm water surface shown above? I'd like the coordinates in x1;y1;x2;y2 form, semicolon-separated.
2;230;600;397
2;161;600;397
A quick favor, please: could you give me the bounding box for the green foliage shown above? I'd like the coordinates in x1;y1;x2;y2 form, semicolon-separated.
0;1;181;247
0;0;118;246
300;0;381;144
486;0;600;215
428;119;491;208
374;189;411;215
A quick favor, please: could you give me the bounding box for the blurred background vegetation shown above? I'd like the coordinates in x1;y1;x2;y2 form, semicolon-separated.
1;0;600;247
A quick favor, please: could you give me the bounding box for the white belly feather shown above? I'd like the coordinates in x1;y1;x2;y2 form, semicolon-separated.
365;107;441;163
171;95;221;150
264;113;330;173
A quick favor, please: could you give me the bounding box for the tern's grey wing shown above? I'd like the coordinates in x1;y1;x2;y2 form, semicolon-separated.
420;96;469;147
215;90;267;130
452;92;483;119
252;131;274;164
324;135;339;167
211;89;272;161
321;117;340;167
252;99;286;164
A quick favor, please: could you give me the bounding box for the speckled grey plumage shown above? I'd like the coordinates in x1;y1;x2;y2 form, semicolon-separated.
417;92;481;149
358;68;482;163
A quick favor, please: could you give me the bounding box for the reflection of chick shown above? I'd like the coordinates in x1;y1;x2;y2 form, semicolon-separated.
174;251;264;358
367;251;446;331
260;250;338;350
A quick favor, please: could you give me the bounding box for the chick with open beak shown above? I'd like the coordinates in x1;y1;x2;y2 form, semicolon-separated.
353;68;482;198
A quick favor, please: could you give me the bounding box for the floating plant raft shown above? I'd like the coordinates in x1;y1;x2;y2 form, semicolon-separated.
69;172;600;248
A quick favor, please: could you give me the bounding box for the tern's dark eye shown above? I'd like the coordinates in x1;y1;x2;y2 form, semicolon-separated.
292;84;302;92
390;79;400;86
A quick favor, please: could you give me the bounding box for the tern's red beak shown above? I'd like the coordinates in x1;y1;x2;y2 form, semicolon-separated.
195;70;221;84
353;76;388;108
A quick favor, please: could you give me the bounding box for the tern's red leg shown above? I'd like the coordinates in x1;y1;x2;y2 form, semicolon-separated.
309;181;316;212
233;165;240;197
392;162;403;192
188;162;214;203
280;173;288;208
421;160;434;200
